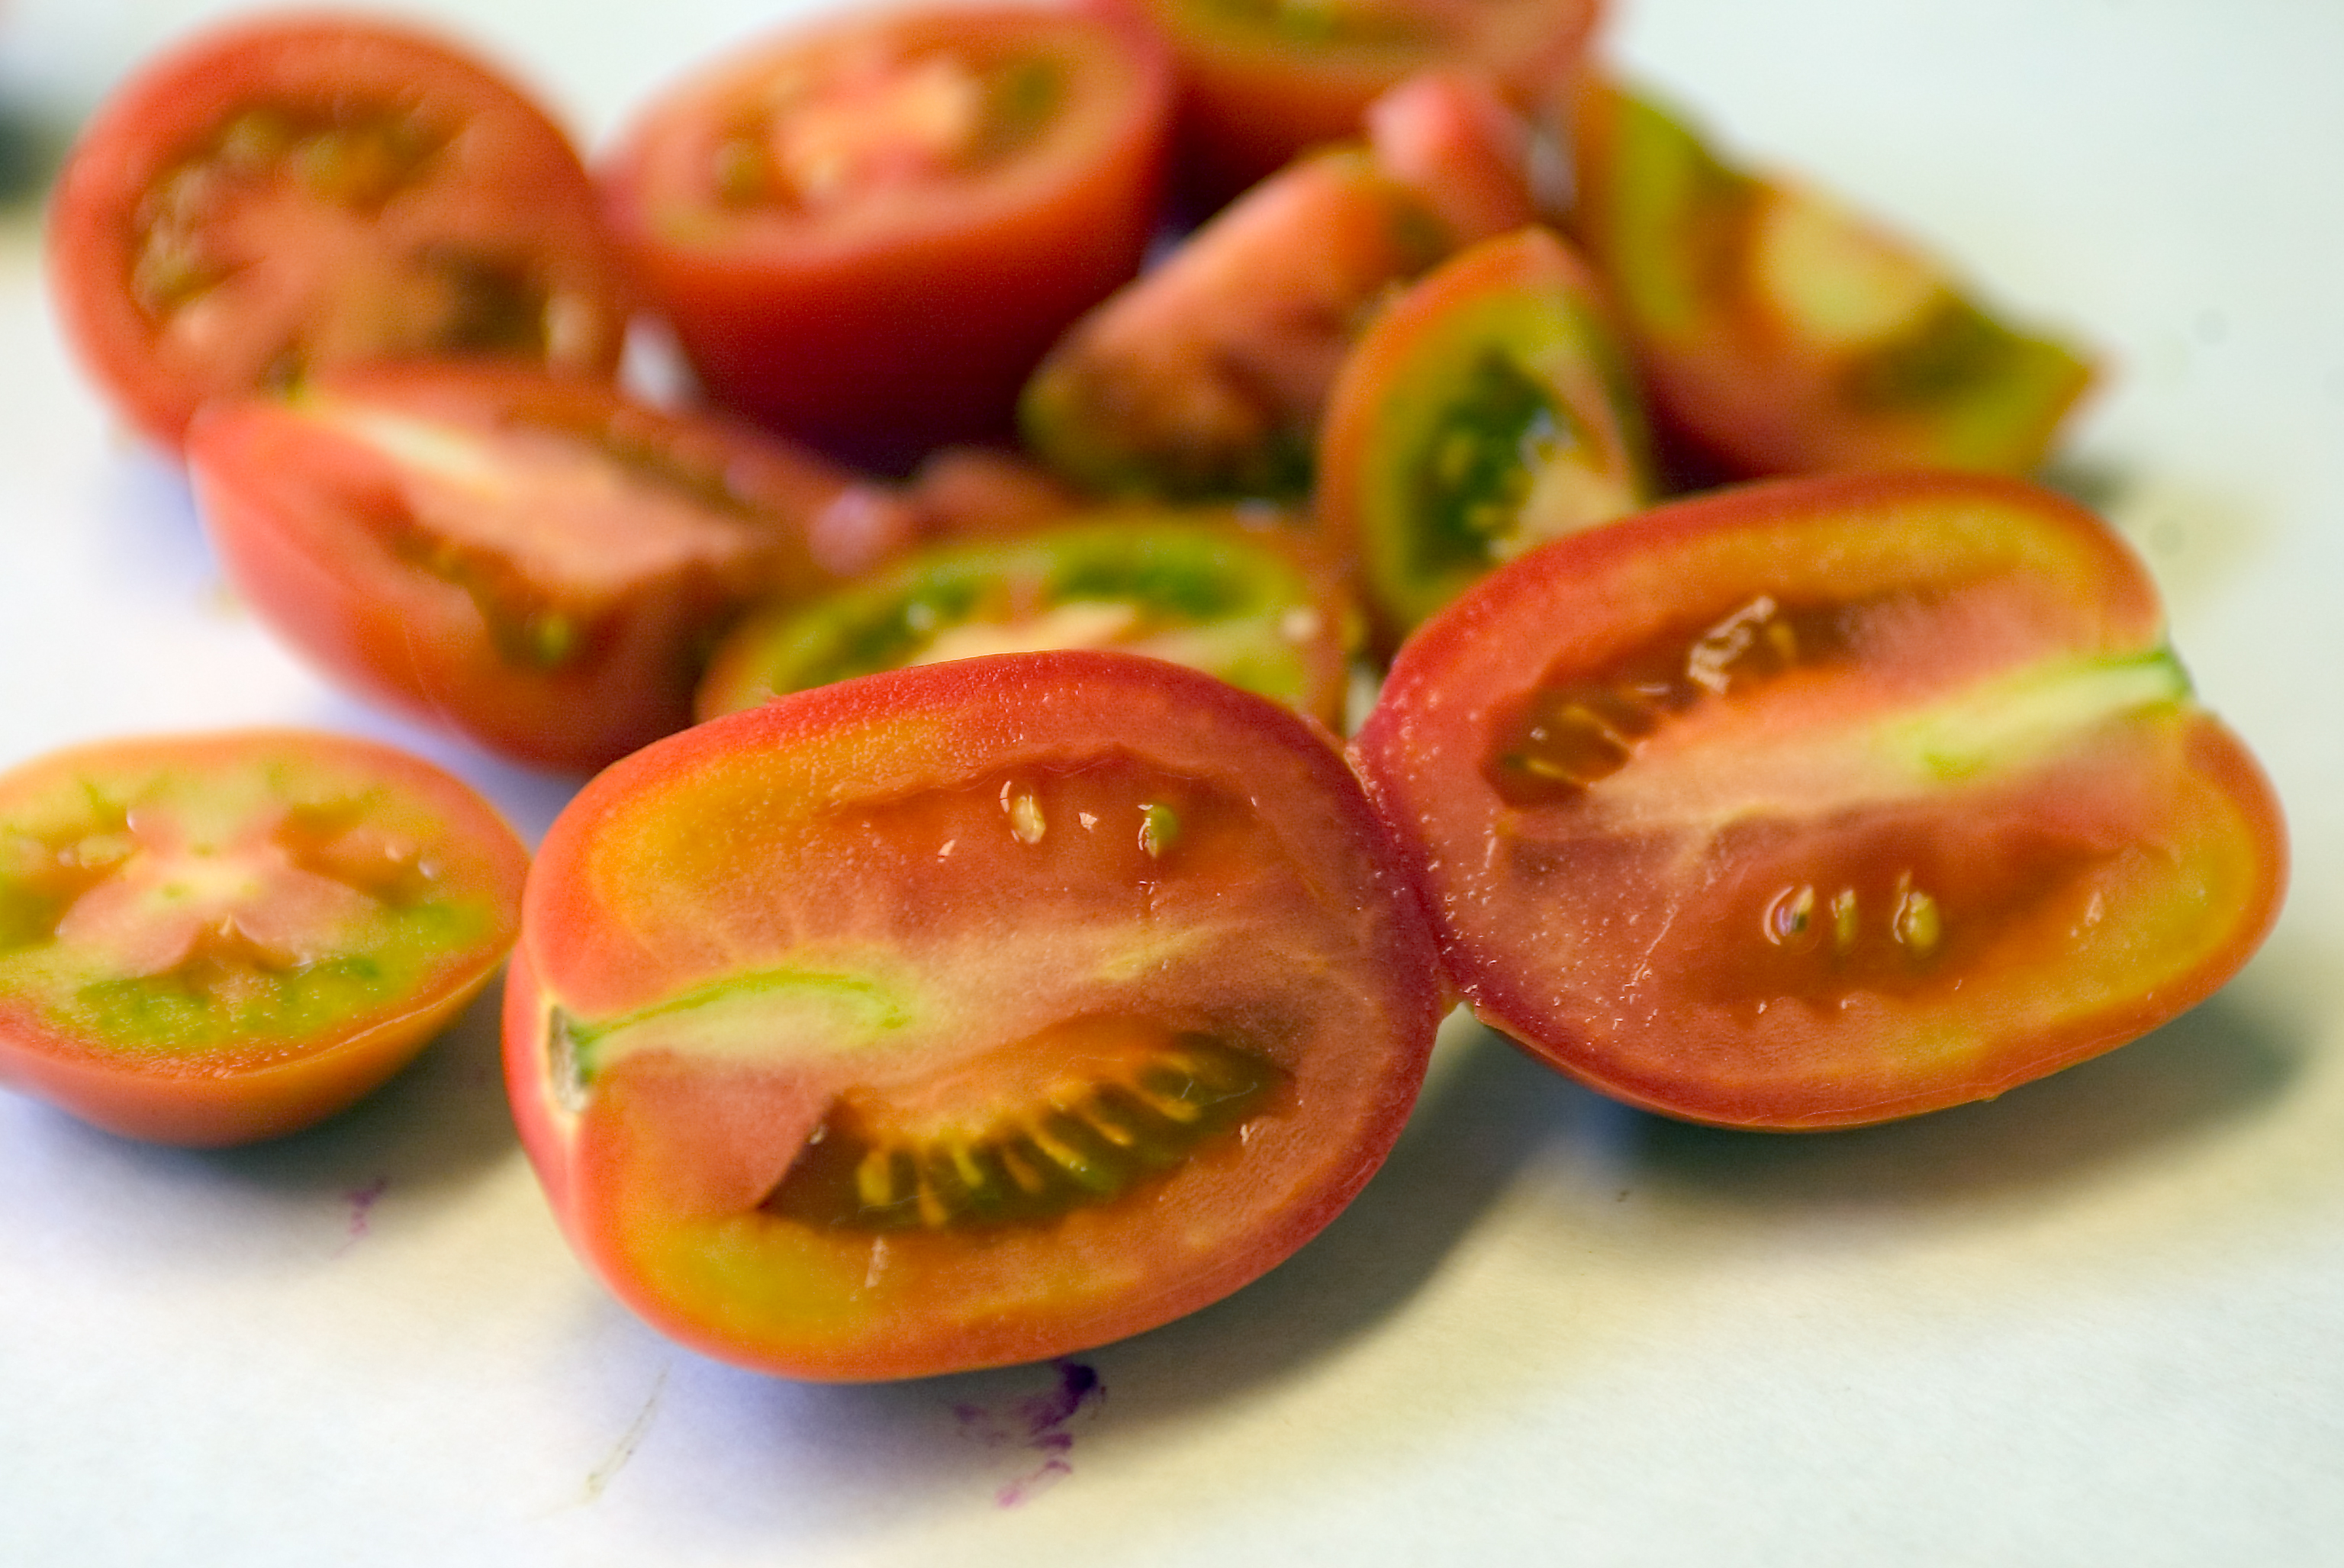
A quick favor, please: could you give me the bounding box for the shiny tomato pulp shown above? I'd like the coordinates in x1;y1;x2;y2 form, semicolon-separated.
507;652;1442;1378
1352;472;2285;1129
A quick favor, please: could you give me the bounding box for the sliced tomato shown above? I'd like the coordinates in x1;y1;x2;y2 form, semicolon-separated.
44;14;629;452
599;5;1174;473
1351;471;2286;1129
1100;0;1602;211
1565;80;2096;478
0;729;526;1146
694;508;1357;729
506;651;1441;1380
1021;69;1540;501
186;363;913;774
1317;224;1650;644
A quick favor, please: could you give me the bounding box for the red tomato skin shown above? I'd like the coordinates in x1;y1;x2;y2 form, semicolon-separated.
599;7;1175;475
0;730;527;1147
45;12;628;452
1100;0;1603;213
505;651;1444;1380
188;363;892;774
1351;471;2287;1129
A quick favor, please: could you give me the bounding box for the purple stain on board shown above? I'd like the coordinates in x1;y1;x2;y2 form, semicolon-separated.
335;1176;390;1254
951;1360;1104;1507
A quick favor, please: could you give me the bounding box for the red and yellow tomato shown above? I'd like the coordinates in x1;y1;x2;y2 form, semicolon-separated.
507;652;1442;1378
1351;471;2285;1128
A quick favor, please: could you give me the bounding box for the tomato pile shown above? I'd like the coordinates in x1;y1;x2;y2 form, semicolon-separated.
6;2;2286;1380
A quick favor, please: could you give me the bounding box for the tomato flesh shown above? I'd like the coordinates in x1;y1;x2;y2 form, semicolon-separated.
1351;472;2286;1129
188;364;905;773
0;730;526;1146
47;15;628;450
694;509;1356;730
507;652;1441;1379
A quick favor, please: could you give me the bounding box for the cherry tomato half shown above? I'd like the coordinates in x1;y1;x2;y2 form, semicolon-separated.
507;651;1443;1380
1565;81;2096;478
188;362;912;774
46;13;629;452
1318;224;1650;645
694;508;1357;730
600;5;1174;473
1351;472;2286;1129
0;729;527;1147
1101;0;1602;211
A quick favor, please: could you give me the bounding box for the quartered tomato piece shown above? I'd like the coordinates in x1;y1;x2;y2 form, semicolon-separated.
1352;472;2285;1129
1565;81;2095;478
1100;0;1602;211
694;509;1356;729
188;363;913;774
0;730;526;1146
45;14;628;451
1318;224;1650;644
600;5;1174;472
1022;71;1540;502
507;652;1441;1379
1022;148;1447;499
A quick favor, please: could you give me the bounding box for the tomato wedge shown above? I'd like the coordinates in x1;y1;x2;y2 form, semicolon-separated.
1020;70;1540;501
1351;472;2286;1129
1100;0;1602;211
1565;80;2096;478
45;14;629;451
694;509;1357;729
0;729;526;1147
1318;224;1650;644
599;5;1174;472
187;362;912;774
507;652;1442;1380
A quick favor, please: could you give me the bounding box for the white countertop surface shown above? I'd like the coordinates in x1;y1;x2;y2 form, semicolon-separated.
2;2;2340;1563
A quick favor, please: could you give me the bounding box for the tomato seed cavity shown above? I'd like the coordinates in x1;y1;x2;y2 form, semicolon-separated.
762;1032;1280;1232
1489;593;1858;803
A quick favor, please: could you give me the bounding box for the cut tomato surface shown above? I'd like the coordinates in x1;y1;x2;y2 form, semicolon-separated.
1317;224;1650;645
600;5;1174;472
1565;81;2095;478
0;729;527;1146
507;651;1442;1379
188;362;911;775
694;508;1356;729
1351;471;2286;1129
45;13;628;452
